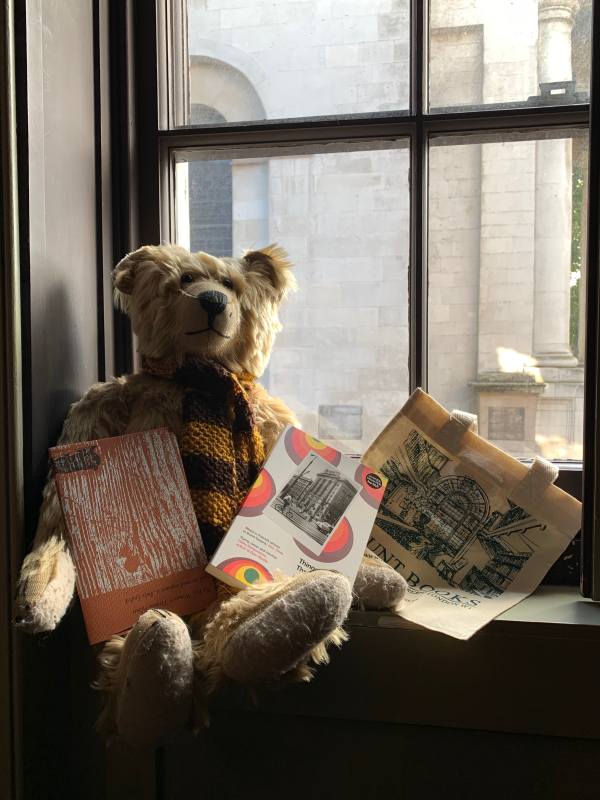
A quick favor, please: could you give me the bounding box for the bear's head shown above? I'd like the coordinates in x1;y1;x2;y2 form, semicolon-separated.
113;244;295;377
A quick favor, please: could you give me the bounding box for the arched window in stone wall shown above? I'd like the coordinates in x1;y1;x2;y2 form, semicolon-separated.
188;57;269;256
189;55;266;122
188;105;232;256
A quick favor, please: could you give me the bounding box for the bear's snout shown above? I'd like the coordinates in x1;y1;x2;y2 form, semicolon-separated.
198;290;228;317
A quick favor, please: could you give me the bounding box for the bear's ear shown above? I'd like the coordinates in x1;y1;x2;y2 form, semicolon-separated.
112;251;139;295
112;245;161;298
242;244;296;298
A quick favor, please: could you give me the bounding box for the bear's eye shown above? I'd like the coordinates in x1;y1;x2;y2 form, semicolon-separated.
221;277;234;290
181;273;195;285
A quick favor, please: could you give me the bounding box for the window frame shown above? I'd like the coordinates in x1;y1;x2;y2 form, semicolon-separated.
130;0;600;597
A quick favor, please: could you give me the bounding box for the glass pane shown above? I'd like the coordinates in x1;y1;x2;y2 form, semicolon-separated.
428;129;588;460
429;0;591;111
173;142;410;452
180;0;410;126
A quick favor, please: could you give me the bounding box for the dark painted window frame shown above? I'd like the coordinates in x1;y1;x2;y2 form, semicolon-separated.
127;0;600;598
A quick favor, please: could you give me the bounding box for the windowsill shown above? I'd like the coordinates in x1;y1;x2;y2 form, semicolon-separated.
350;584;600;634
212;586;600;740
492;584;598;625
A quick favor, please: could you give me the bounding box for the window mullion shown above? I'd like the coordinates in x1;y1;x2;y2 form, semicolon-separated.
155;104;589;143
409;0;427;391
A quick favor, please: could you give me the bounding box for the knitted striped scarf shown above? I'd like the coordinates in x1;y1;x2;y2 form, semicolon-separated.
143;356;265;557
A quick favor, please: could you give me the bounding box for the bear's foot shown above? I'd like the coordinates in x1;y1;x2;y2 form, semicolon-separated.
353;550;408;612
95;609;193;749
196;571;352;688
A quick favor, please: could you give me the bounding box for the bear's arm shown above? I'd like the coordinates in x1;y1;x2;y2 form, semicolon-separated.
14;378;131;633
34;378;131;549
250;383;300;455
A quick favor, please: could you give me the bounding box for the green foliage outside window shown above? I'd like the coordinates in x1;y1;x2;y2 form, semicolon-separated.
570;166;584;358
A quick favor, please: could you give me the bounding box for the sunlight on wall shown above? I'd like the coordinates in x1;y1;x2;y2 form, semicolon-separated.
535;433;582;460
496;346;543;383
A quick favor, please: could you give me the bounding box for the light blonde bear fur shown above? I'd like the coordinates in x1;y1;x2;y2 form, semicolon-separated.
14;244;407;749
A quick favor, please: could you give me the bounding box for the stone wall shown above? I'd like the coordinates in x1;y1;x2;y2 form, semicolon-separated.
266;147;410;451
187;0;410;118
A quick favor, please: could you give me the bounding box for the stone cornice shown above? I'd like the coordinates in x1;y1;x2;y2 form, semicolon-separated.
539;0;581;24
470;372;547;394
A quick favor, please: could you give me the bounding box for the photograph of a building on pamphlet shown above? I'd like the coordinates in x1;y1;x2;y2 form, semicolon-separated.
268;453;358;548
375;429;547;598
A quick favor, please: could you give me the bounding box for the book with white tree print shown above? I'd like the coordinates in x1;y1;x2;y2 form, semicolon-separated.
50;428;216;644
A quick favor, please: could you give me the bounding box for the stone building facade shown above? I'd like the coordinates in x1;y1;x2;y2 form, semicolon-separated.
181;0;590;460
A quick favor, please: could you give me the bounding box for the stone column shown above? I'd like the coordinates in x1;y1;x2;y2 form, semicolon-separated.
533;0;580;366
538;0;580;85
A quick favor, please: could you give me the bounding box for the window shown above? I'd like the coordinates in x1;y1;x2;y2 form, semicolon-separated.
173;142;410;451
184;1;411;121
428;128;588;461
140;1;598;593
429;0;591;110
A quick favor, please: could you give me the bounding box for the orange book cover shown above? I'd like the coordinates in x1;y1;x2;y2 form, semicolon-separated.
50;428;216;644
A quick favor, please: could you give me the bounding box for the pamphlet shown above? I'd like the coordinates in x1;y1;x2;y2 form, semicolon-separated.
207;426;387;590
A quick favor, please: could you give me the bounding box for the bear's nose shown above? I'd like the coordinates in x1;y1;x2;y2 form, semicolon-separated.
198;290;228;316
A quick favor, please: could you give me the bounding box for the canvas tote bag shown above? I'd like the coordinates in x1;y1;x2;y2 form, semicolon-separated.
363;389;582;639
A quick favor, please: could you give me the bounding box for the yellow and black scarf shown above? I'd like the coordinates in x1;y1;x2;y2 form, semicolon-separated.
143;356;265;556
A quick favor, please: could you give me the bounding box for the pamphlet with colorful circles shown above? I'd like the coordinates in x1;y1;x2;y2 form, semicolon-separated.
206;426;388;590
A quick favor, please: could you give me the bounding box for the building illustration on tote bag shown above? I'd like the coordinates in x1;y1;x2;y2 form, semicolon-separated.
375;430;548;598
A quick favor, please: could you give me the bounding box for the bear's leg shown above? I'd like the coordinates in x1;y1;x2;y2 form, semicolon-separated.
196;570;352;687
96;609;193;749
353;549;408;611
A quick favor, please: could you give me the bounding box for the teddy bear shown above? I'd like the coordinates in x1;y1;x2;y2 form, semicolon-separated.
14;243;407;748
